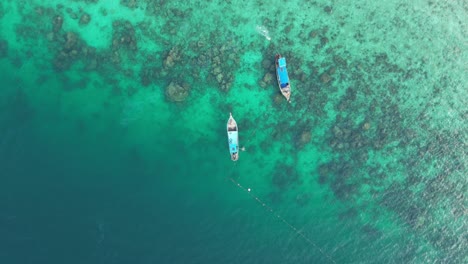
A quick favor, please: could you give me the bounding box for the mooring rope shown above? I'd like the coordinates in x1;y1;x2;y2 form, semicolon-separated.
224;90;337;263
225;168;337;264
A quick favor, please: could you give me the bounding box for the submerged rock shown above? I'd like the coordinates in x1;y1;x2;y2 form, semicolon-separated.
64;32;78;51
320;72;332;83
164;46;181;69
165;81;190;102
299;131;311;145
320;37;329;46
79;13;91;25
333;55;348;67
324;6;333;14
309;30;319;38
52;31;84;71
120;0;138;9
216;73;223;83
111;20;138;53
362;122;371;130
212;66;222;75
52;15;63;32
262;72;274;84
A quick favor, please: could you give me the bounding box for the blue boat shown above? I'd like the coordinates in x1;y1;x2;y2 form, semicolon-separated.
275;54;291;102
226;113;239;161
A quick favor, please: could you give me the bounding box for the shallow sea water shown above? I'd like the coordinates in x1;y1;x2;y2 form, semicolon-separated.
0;0;466;263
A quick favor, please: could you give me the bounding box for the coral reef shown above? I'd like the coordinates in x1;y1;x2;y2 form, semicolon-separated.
165;80;190;102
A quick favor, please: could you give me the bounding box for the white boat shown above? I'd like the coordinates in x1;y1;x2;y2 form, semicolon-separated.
227;113;239;161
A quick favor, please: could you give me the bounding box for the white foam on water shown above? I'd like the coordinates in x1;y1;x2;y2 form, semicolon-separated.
255;25;271;41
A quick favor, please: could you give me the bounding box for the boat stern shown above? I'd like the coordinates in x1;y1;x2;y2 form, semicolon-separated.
231;152;239;161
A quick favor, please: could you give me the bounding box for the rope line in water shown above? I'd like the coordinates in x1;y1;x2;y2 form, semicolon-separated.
226;171;336;264
227;95;336;262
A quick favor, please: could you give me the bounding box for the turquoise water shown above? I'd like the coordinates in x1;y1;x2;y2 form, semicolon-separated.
0;0;466;263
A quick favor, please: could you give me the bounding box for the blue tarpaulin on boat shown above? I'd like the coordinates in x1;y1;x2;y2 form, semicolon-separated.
278;57;286;67
229;143;238;153
277;62;289;86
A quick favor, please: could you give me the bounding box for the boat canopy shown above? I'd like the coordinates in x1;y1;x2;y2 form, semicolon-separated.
278;57;286;67
277;65;289;86
229;143;238;154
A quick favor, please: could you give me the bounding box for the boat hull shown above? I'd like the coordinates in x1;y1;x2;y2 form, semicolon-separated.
275;54;291;102
226;113;239;161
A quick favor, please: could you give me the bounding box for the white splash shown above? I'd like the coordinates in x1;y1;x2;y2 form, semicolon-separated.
256;25;271;41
